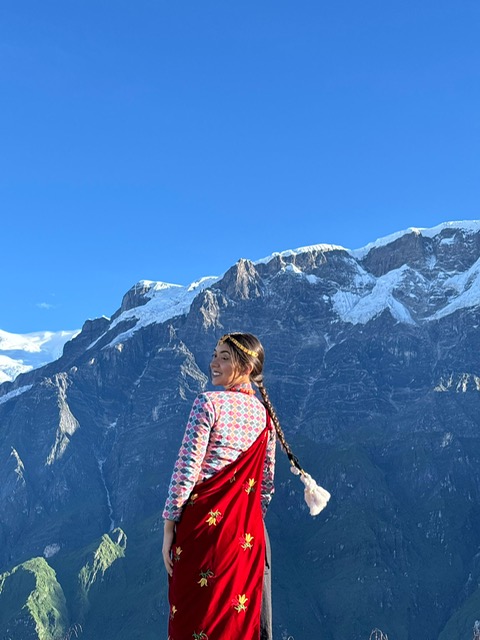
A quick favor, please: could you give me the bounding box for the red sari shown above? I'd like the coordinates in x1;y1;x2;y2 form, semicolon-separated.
168;422;271;640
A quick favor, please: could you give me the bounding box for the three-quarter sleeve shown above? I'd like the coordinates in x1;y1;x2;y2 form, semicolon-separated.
260;425;276;517
162;393;216;521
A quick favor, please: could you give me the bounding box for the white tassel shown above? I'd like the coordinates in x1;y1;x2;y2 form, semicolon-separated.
290;465;331;516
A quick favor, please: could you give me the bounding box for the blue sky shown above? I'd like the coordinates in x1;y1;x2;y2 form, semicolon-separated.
1;1;479;333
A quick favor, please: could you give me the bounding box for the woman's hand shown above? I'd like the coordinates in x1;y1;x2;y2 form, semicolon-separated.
162;519;175;577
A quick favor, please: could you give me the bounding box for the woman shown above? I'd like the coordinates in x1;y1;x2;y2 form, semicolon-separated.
162;332;329;639
162;333;278;640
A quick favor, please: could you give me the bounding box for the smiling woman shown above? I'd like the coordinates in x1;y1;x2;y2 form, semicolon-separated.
162;332;275;640
162;331;330;639
210;335;255;388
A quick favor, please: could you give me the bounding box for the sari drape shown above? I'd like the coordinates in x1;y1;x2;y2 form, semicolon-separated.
168;423;271;640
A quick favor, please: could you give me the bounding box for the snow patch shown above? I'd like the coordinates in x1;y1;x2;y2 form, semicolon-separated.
92;276;218;350
433;256;480;320
0;329;79;382
11;447;25;480
0;355;32;383
332;267;416;325
351;228;423;259
255;243;347;265
284;264;303;275
420;220;480;239
434;373;480;392
0;385;33;406
0;328;78;354
353;263;376;288
43;544;61;558
279;263;321;284
351;220;480;259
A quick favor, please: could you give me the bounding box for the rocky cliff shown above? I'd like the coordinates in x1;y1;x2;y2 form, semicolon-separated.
1;221;480;639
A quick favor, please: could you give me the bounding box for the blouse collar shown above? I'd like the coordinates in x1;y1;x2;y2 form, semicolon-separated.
227;382;256;396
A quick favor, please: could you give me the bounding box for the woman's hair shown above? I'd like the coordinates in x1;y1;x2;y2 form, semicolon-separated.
219;332;303;473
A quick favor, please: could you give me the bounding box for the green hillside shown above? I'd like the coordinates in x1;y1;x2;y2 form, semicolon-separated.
0;557;69;639
0;520;169;640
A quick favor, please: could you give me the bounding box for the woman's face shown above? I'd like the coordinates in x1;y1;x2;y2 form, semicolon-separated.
210;342;250;389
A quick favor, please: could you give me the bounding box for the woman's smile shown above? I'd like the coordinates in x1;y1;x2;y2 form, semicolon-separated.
210;341;251;388
210;344;236;387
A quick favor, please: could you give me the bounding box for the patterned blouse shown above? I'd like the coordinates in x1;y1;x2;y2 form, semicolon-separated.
163;384;276;522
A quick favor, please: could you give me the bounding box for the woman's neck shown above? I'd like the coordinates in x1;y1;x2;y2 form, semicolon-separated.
225;380;254;394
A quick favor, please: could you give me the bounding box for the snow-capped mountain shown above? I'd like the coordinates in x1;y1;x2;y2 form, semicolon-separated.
3;220;480;640
0;329;79;383
4;220;480;384
3;220;480;385
75;219;480;345
85;219;480;343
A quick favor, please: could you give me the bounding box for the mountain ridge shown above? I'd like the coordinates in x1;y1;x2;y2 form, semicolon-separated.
2;220;480;639
2;219;479;387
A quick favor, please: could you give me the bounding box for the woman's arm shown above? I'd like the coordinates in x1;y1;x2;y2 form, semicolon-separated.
162;519;175;576
162;393;216;521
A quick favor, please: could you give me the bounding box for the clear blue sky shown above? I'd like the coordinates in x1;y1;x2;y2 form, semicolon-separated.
1;1;479;333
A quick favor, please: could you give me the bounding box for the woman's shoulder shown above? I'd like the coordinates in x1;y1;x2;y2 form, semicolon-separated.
197;390;265;411
195;390;228;404
194;389;244;405
192;390;226;407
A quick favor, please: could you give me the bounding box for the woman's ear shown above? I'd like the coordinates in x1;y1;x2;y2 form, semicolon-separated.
244;363;254;377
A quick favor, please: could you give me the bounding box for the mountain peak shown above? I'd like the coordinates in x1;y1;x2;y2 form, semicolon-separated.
113;280;182;319
213;259;263;300
255;243;347;266
352;220;480;260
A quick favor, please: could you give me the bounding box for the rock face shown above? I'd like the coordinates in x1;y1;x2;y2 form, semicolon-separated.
2;221;480;639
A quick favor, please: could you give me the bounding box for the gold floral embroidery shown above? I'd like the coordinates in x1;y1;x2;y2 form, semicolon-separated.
173;546;182;562
244;478;256;494
230;467;238;483
197;569;215;587
206;509;223;526
170;605;177;620
232;593;248;613
239;532;254;550
188;493;199;506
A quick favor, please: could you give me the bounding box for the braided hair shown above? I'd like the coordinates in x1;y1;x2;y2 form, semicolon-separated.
218;332;304;474
219;332;331;516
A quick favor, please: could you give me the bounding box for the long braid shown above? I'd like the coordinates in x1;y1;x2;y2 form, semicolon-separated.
256;380;330;517
256;381;304;475
217;332;330;515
